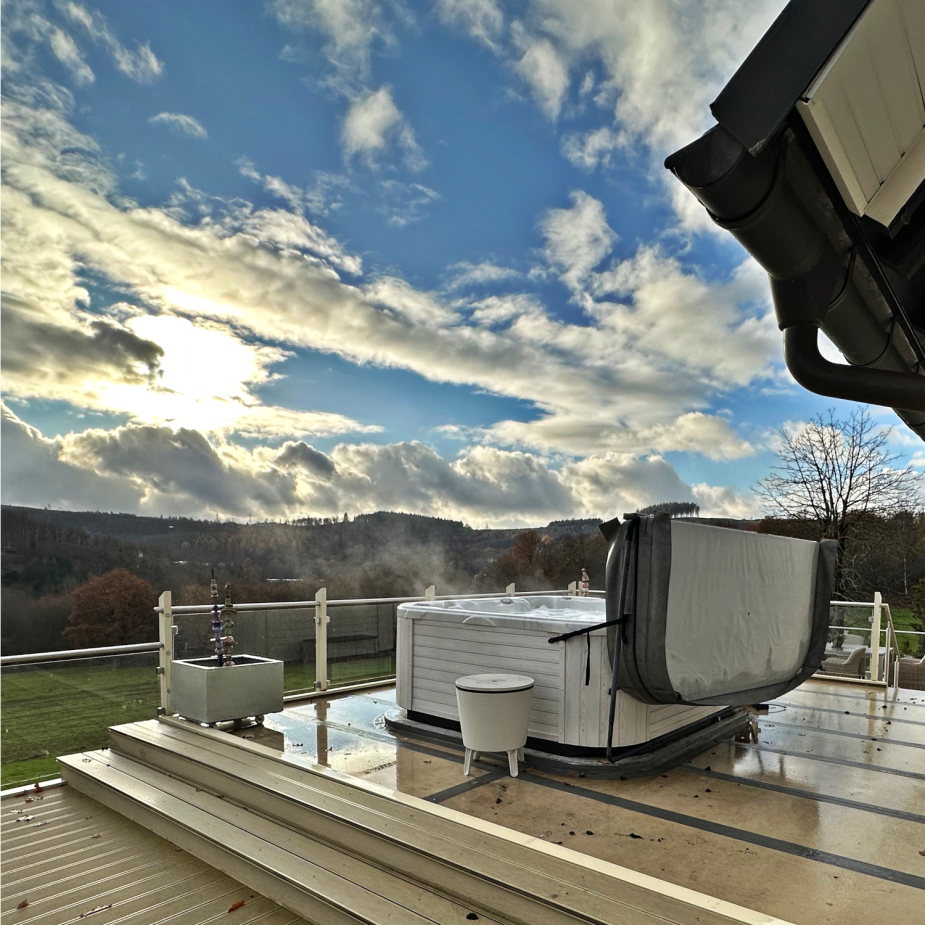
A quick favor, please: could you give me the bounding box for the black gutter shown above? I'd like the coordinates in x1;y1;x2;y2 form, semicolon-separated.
665;125;925;413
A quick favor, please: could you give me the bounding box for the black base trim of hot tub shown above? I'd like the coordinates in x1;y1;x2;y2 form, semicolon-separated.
384;708;750;778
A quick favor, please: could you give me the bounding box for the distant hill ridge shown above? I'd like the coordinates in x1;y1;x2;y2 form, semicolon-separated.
2;505;608;541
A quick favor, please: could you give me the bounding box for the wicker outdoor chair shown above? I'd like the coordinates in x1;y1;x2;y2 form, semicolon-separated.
897;654;925;691
820;646;866;678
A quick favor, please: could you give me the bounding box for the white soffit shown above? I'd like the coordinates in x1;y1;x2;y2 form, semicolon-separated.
797;0;925;227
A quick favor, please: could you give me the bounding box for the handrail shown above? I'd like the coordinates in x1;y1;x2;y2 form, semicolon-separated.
828;624;924;637
161;599;319;614
155;588;596;614
0;641;162;666
829;600;887;608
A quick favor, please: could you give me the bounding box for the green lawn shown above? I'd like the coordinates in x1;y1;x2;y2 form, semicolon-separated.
285;654;395;694
889;608;924;656
1;662;160;788
1;654;397;789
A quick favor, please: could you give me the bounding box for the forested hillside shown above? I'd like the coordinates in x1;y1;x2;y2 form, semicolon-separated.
1;506;608;653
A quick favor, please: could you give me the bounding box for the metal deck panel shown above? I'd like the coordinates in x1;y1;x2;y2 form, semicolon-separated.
1;786;307;925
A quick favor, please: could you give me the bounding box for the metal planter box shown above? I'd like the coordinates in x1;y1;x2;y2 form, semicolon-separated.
171;655;284;724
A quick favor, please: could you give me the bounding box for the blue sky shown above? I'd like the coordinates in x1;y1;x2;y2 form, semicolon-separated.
2;0;921;526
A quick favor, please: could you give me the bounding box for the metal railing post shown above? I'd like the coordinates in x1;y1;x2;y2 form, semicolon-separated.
870;591;882;682
314;587;329;692
157;591;172;715
506;583;515;596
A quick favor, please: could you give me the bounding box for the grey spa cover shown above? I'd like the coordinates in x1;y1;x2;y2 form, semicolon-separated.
603;514;836;706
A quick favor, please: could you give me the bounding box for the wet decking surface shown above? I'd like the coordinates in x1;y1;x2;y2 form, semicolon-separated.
1;785;311;925
250;679;925;925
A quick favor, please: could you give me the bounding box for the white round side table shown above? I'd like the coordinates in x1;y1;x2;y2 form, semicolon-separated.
455;673;534;777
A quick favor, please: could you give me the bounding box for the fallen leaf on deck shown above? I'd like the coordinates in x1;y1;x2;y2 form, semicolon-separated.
16;816;35;823
228;899;246;912
33;783;43;792
919;850;925;857
79;905;112;917
17;899;28;910
33;821;49;827
91;834;102;839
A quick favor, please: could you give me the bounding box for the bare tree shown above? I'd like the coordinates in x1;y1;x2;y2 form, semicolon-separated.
753;408;921;597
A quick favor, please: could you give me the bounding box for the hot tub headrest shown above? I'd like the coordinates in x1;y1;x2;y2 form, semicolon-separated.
605;514;836;706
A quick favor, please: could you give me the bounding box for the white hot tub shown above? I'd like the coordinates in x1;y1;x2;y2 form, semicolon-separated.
396;595;724;751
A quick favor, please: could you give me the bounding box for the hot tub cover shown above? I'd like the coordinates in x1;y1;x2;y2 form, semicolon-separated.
605;514;836;706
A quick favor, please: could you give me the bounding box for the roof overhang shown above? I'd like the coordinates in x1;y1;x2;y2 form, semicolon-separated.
666;0;925;441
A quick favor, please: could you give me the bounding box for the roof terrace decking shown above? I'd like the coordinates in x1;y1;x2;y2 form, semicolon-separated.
38;676;923;925
245;679;925;925
4;588;923;924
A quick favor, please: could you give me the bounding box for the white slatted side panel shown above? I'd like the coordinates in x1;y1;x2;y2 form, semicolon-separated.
562;635;582;744
577;636;604;747
835;24;903;183
901;0;925;92
799;0;925;224
869;0;924;153
410;620;563;740
396;616;413;710
607;691;648;748
648;704;723;740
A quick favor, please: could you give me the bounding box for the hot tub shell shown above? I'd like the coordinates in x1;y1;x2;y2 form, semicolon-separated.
396;596;723;750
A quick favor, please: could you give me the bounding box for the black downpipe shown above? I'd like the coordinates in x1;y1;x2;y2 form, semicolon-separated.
605;517;637;763
785;324;925;411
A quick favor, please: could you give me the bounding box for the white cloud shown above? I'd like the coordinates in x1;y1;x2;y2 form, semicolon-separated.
511;21;569;121
60;1;164;82
482;411;755;462
691;482;762;519
149;112;208;140
588;245;778;387
4;406;751;524
1;403;143;512
107;314;379;437
539;190;617;292
268;0;390;82
378;180;439;226
343;86;400;153
560;126;624;171
447;261;521;290
470;293;543;327
48;27;94;85
341;86;426;170
59;423;304;516
237;157;355;217
1;88;779;468
522;0;783;154
435;0;504;51
442;1;786;226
